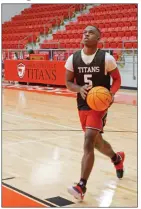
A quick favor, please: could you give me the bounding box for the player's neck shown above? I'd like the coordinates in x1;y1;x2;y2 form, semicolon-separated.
83;46;97;55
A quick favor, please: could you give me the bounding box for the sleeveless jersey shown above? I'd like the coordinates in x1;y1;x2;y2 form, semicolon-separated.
73;49;110;110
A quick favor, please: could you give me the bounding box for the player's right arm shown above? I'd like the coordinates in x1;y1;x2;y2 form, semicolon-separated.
65;70;80;92
65;55;91;100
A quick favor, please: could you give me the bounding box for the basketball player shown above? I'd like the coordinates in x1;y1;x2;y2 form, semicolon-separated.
65;26;125;200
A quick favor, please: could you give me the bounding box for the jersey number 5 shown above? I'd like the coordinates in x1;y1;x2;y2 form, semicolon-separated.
84;74;92;86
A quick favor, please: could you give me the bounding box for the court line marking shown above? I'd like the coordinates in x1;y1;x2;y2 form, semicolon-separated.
3;131;83;165
2;129;137;133
2;177;15;181
3;133;83;165
2;183;57;207
3;112;76;130
4;144;69;166
3;132;83;146
3;147;35;164
3;84;137;96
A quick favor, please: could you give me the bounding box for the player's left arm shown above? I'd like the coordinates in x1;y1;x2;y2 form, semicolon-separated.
109;67;121;95
106;53;121;95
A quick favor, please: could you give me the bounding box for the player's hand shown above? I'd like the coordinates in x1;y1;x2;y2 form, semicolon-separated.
79;85;92;100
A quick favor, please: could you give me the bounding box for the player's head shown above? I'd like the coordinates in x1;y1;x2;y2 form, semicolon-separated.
82;25;101;47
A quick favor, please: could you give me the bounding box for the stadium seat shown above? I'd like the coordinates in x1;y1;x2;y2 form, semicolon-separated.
117;41;123;48
124;42;132;49
110;42;117;48
132;42;137;48
2;3;138;50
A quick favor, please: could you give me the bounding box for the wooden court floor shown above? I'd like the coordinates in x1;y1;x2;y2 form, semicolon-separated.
2;88;137;207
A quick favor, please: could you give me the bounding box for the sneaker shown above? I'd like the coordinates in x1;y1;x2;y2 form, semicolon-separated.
68;184;87;201
114;152;125;179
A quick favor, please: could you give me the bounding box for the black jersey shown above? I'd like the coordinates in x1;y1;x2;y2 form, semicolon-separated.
73;49;110;110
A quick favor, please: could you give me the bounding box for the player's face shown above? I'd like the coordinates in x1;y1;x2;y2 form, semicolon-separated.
82;26;100;46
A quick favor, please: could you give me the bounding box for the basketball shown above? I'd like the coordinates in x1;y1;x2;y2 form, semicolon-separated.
86;86;112;111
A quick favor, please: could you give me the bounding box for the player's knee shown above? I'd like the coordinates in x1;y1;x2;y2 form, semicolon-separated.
84;129;98;152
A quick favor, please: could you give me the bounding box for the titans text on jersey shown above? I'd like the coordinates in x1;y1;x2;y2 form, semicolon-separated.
78;66;100;73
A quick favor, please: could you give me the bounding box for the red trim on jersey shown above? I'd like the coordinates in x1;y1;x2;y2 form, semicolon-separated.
110;68;121;94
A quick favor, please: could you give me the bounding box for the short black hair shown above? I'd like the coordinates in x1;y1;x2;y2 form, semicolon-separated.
93;26;101;34
84;25;101;40
93;26;101;38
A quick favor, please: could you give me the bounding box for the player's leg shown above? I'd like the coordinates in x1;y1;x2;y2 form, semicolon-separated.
68;110;125;200
95;132;125;176
94;112;125;179
95;134;115;157
80;128;98;180
68;127;98;200
68;110;98;200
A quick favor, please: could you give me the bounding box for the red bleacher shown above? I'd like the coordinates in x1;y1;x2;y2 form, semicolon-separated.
41;4;137;51
2;4;84;49
2;4;137;52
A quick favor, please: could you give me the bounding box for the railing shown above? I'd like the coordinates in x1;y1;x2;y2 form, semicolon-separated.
100;40;137;49
44;17;59;39
2;48;137;62
68;5;75;21
18;34;34;50
2;48;137;87
68;4;86;21
43;4;86;36
39;40;137;51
